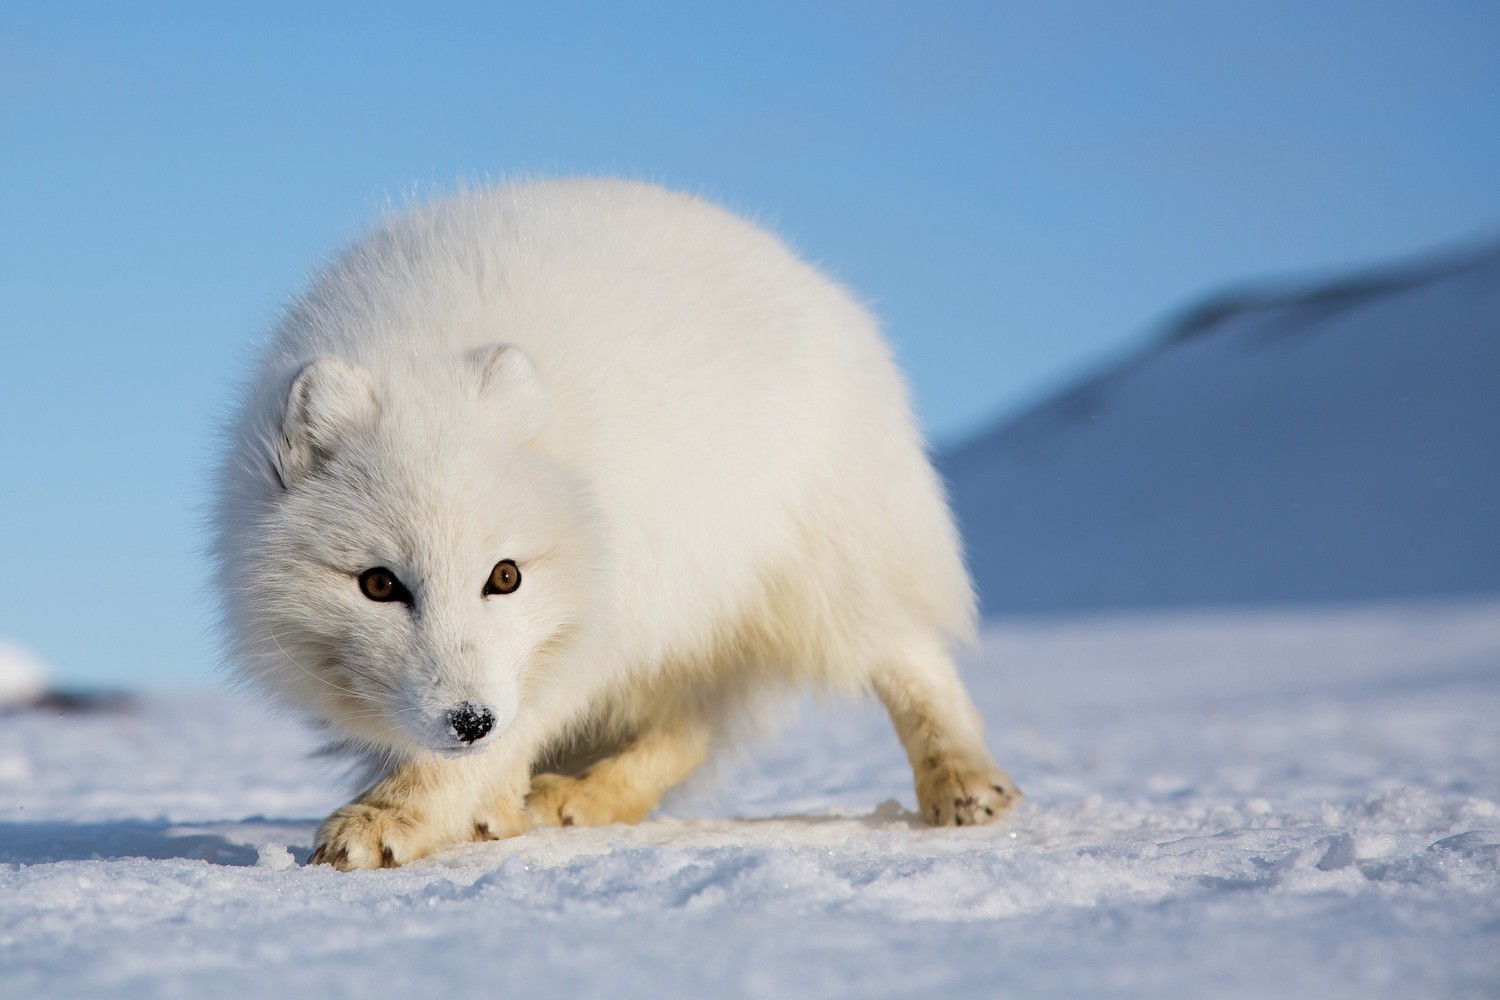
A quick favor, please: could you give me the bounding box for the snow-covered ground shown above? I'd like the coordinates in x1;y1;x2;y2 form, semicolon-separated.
5;240;1496;997
3;599;1497;998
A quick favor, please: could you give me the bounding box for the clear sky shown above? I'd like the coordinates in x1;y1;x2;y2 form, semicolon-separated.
3;1;1499;688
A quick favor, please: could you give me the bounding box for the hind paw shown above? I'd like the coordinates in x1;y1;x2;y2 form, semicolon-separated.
916;759;1021;827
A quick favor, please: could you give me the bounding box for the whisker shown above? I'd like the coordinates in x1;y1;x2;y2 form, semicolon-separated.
265;629;363;699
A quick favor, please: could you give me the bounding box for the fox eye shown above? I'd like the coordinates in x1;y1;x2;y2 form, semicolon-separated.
358;567;411;603
485;559;521;596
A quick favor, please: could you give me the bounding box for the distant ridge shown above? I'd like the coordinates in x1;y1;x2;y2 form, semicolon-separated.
942;242;1500;617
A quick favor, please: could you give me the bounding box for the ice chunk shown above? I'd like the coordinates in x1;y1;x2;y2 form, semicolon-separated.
255;843;296;871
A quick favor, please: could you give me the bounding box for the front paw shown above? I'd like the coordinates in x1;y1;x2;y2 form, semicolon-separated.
310;803;432;871
471;797;528;842
916;758;1022;827
527;772;650;828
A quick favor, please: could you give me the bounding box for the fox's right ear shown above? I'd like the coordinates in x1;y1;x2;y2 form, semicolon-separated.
273;357;378;488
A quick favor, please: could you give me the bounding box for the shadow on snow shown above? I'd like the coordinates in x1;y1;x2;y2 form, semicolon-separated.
0;818;316;867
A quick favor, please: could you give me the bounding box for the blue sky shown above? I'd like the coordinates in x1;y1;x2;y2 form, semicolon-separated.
3;1;1499;688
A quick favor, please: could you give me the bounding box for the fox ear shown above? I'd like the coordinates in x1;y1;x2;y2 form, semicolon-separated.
468;344;548;441
274;357;378;488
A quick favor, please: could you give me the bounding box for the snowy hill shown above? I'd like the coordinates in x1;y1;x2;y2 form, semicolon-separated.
944;245;1500;616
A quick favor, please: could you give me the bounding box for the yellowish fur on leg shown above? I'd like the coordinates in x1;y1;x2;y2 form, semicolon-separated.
470;794;530;843
528;717;711;828
912;754;1021;826
312;754;529;870
874;646;1021;827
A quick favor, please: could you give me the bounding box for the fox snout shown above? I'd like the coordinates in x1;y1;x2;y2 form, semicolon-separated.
445;701;495;744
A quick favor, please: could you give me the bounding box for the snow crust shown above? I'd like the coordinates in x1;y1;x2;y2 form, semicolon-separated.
3;600;1497;998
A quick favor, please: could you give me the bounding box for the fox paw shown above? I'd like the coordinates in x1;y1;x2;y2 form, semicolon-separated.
471;799;528;842
916;759;1021;827
526;772;651;828
310;803;433;871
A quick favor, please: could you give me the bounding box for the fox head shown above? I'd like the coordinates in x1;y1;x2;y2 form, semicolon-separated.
219;344;605;757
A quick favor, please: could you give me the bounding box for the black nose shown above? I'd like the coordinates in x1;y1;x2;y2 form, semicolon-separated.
446;702;496;744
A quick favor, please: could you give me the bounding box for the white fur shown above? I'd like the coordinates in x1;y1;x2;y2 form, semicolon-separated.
214;178;1017;869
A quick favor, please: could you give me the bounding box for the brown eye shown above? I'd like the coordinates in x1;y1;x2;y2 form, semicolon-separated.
485;559;521;596
358;567;411;603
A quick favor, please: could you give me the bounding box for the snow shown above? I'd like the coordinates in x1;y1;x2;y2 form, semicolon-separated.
3;600;1498;998
945;245;1500;615
6;240;1498;996
0;641;47;708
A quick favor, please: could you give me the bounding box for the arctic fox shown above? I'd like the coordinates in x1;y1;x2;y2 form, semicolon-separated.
214;178;1019;869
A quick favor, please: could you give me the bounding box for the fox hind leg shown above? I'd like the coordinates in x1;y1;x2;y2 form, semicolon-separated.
872;640;1020;826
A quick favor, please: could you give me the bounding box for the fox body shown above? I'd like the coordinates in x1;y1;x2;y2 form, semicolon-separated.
214;178;1018;869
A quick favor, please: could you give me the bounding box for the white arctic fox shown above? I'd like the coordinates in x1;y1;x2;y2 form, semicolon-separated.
214;178;1019;869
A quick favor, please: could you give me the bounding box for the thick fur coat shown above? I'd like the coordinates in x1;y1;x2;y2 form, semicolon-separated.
214;178;1018;869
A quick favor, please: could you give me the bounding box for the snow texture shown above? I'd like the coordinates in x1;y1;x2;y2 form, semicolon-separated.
6;243;1498;996
945;245;1500;615
0;642;46;708
3;600;1498;998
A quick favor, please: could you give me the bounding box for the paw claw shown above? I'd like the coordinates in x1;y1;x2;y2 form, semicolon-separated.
916;760;1021;828
314;803;432;871
527;771;652;828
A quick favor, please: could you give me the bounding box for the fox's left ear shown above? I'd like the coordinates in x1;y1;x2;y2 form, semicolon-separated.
468;344;548;441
